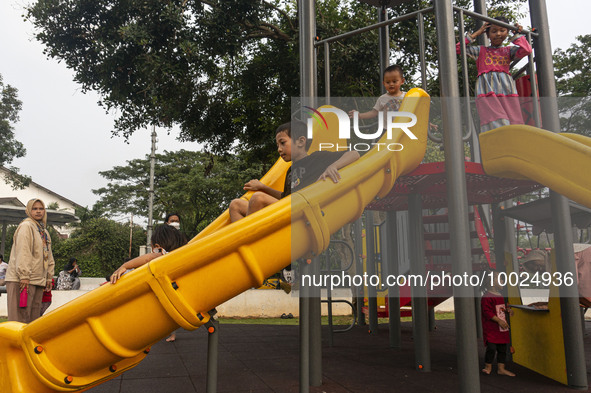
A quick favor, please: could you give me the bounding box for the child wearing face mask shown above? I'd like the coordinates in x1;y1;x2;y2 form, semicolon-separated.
165;213;181;230
109;225;187;284
457;16;532;133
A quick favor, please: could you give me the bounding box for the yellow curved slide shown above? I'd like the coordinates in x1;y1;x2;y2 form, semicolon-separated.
480;125;591;208
0;88;430;392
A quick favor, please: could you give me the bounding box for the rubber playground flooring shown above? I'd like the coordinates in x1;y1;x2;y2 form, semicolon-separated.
90;319;591;393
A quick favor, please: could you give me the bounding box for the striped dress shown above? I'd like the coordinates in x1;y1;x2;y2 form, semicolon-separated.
457;35;532;132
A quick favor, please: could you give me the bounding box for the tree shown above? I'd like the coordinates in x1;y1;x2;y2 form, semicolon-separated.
25;0;524;162
51;215;146;278
0;73;29;187
93;149;262;237
554;34;591;136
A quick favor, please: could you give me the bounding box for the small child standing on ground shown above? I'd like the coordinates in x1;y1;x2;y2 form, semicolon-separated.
481;271;515;376
348;64;406;122
457;16;532;133
40;278;55;316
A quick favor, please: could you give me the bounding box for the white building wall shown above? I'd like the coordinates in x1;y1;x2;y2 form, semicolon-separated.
0;168;80;236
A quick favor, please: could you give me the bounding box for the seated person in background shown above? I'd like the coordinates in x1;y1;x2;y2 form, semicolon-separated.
110;225;187;284
56;258;82;290
0;254;7;286
229;120;360;222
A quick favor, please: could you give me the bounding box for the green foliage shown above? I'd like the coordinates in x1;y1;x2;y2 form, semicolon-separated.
51;217;146;278
554;34;591;136
25;0;527;163
0;73;29;186
93;149;262;237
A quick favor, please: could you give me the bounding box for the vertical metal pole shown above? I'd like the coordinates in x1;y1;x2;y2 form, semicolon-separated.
365;212;379;334
299;2;316;391
299;0;317;101
386;211;401;348
529;1;587;387
417;12;427;91
309;258;322;386
354;219;366;326
206;319;219;393
433;1;480;391
323;42;330;104
458;10;479;163
146;125;156;248
525;32;541;128
378;5;389;91
409;194;430;371
428;307;435;332
299;261;310;393
472;0;488;46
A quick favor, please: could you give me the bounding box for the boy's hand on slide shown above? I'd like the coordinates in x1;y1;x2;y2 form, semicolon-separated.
318;165;341;183
498;320;509;330
243;179;264;191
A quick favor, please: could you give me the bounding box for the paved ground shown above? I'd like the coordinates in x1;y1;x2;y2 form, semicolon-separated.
89;319;591;393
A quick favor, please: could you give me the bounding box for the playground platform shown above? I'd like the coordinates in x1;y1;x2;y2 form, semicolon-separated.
89;319;591;393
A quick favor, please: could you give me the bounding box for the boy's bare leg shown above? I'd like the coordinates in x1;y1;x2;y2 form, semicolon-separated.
229;198;248;222
482;363;492;374
247;192;278;215
497;363;515;376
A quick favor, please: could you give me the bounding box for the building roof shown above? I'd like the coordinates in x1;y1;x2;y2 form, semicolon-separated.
0;204;79;226
0;166;83;209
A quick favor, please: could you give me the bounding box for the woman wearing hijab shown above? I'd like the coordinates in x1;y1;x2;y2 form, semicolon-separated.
5;198;55;323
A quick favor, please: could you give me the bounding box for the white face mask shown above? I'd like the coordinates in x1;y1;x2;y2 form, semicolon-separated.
168;222;180;230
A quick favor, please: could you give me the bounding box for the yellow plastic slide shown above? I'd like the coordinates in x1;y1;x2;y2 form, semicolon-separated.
480;125;591;208
0;88;430;392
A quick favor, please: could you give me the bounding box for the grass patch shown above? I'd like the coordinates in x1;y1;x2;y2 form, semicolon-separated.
0;317;6;323
218;312;454;325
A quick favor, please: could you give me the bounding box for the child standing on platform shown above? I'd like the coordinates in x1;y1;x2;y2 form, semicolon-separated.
481;271;515;376
457;16;532;133
348;64;406;122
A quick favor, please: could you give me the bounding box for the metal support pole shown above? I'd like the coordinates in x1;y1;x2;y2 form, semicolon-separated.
323;42;330;103
386;211;401;348
354;219;366;326
299;261;311;393
529;1;587;387
309;258;322;386
365;212;379;334
409;194;430;371
378;5;390;91
417;12;427;91
472;0;488;46
525;32;541;128
474;286;482;339
299;0;317;101
206;318;219;393
433;0;480;391
146;126;156;248
298;2;316;389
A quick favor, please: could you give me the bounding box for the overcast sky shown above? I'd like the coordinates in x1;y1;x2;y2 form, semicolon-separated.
0;1;589;210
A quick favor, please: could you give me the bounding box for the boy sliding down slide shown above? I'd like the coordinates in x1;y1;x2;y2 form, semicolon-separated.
229;120;359;222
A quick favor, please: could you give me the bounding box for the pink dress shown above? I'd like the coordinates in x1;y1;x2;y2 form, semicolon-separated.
457;35;532;132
